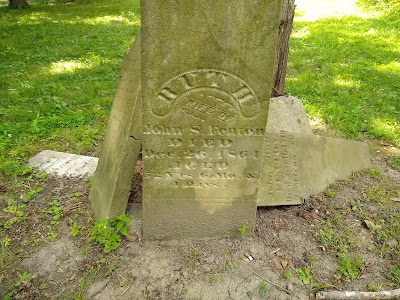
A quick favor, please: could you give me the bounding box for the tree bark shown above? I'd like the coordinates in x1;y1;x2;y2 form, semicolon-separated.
9;0;30;9
272;0;295;97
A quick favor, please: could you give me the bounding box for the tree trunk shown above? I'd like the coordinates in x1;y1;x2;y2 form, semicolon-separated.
9;0;30;9
272;0;295;97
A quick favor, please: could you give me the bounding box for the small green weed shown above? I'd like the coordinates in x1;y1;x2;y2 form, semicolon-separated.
388;155;400;170
237;224;247;237
84;176;93;188
23;185;43;202
70;222;80;237
180;287;188;295
376;215;400;255
389;266;400;284
351;198;364;212
2;292;13;300
96;256;107;265
69;192;81;201
324;189;337;197
364;185;391;205
16;271;30;287
2;198;26;229
296;267;312;285
107;262;118;274
69;264;108;299
46;199;62;227
228;261;237;269
192;247;201;260
282;269;292;279
47;232;58;241
0;236;11;268
337;253;363;281
310;283;332;293
316;226;350;254
89;213;133;253
39;282;47;290
209;275;219;284
366;168;382;179
258;282;267;296
367;283;379;292
379;241;390;257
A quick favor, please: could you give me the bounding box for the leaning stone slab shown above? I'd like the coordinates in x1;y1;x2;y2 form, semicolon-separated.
89;32;142;220
267;95;312;135
28;150;98;178
141;0;282;240
257;131;371;206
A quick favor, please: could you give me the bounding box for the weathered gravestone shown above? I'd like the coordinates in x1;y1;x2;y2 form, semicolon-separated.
141;0;283;239
87;0;372;240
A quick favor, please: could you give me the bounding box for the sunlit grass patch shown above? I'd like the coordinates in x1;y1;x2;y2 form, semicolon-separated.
47;59;99;74
79;14;141;26
332;76;362;89
295;0;369;21
0;0;139;174
288;9;400;146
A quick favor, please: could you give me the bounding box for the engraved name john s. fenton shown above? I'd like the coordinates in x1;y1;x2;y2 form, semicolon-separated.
143;124;265;136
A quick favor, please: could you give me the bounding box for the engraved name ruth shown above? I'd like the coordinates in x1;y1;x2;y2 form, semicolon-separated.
152;70;260;120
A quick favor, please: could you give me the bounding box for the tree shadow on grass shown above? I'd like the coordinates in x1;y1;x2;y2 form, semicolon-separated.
287;14;399;146
0;0;140;173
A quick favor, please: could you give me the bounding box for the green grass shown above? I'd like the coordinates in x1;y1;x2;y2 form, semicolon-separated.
0;0;398;176
0;0;140;175
287;4;399;145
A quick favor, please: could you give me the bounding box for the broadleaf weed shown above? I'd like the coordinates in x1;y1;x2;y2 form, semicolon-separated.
337;252;363;281
296;267;312;285
89;213;133;253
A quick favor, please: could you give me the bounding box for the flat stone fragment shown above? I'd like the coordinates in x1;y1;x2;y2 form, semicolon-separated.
89;32;142;220
28;150;98;178
267;95;313;135
141;0;282;240
257;131;371;206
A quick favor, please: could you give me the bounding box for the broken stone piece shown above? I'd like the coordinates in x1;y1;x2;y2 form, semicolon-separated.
88;32;142;220
257;131;371;206
267;95;313;135
28;150;98;178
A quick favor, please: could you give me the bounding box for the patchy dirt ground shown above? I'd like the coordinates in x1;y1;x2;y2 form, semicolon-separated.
0;144;399;300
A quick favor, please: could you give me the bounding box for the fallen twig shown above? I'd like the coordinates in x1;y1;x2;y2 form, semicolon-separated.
270;248;281;255
121;284;132;296
316;289;400;300
249;269;291;294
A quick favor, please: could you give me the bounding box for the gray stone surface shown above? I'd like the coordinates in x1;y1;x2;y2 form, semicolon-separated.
28;150;98;178
257;131;371;206
141;0;283;240
89;32;142;220
267;95;312;134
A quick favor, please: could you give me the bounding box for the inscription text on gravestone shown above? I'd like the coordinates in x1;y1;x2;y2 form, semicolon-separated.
141;0;283;239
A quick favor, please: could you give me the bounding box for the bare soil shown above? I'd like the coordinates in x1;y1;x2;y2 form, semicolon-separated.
0;145;399;300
